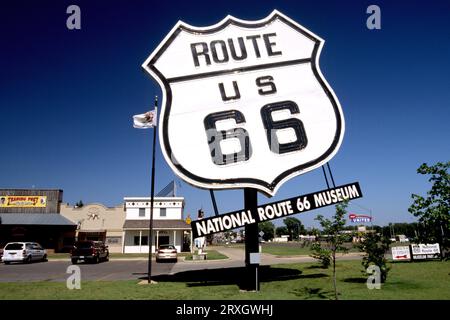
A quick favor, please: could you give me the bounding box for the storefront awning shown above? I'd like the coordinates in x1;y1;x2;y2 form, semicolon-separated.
123;219;190;230
0;213;76;226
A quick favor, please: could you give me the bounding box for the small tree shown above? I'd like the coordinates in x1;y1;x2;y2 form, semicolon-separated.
358;232;391;283
314;201;349;300
408;161;449;256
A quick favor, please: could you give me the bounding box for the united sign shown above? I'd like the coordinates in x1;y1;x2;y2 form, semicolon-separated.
142;10;345;196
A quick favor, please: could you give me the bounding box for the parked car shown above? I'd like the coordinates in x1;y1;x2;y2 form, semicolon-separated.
2;242;47;264
0;247;3;262
155;244;177;262
70;240;109;264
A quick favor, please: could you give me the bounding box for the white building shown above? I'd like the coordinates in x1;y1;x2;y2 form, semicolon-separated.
122;196;192;253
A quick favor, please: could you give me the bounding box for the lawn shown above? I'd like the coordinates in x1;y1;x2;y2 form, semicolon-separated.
262;243;313;256
261;243;360;256
184;250;228;261
0;260;448;300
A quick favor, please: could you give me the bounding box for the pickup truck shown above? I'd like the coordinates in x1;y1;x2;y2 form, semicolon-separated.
70;240;109;264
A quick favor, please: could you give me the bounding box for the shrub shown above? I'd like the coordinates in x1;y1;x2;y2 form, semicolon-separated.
310;242;331;268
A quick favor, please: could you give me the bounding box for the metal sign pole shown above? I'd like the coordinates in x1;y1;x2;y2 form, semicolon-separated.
147;97;158;284
244;188;259;291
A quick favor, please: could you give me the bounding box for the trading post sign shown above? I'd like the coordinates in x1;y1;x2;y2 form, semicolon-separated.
143;10;345;196
191;182;362;238
0;195;47;208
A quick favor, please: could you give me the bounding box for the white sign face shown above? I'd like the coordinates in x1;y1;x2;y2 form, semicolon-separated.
391;246;411;261
143;10;345;196
411;243;440;255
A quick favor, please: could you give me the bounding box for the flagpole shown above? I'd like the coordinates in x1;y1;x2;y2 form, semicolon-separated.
148;96;158;284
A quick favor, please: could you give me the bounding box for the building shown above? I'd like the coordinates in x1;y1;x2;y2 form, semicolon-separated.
122;196;192;253
0;189;77;252
60;203;126;253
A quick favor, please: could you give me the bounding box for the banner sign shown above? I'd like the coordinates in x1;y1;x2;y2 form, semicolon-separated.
191;182;362;238
349;213;372;223
0;196;47;208
391;246;411;261
143;10;345;196
411;243;441;260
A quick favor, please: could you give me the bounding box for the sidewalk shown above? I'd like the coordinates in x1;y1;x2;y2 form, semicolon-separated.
212;246;364;265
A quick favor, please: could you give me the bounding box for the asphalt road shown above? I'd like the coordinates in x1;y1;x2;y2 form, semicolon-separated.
0;260;175;282
0;247;363;283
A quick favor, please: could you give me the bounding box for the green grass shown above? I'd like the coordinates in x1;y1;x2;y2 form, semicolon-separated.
261;243;360;256
262;244;313;256
1;260;448;300
184;250;228;260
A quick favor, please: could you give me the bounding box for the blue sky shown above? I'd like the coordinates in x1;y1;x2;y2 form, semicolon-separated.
1;0;449;228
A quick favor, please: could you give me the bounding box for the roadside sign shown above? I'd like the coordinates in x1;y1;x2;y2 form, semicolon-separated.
250;253;261;264
142;10;345;196
391;246;411;261
191;182;362;238
411;243;440;260
349;213;372;223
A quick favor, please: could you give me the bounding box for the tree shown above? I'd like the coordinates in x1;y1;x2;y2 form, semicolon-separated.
310;242;331;268
275;226;288;237
306;227;321;236
258;221;275;241
358;232;391;283
314;201;349;300
75;200;84;208
408;161;449;255
283;217;305;240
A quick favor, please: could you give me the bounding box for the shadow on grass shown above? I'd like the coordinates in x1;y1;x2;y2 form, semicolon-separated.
144;266;327;290
343;277;367;283
289;287;334;299
305;265;329;270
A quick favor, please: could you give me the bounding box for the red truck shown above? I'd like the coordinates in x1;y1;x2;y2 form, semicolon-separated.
70;240;109;264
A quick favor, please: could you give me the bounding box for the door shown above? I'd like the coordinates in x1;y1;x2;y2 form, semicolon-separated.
158;236;170;247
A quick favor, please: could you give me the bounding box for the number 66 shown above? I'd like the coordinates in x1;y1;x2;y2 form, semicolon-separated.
204;100;308;165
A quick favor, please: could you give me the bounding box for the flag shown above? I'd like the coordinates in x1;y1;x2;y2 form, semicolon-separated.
133;109;157;129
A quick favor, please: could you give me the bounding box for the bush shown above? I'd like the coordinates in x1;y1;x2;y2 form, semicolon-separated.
358;233;391;283
310;242;331;268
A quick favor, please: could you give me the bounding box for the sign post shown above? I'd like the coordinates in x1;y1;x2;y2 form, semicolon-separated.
244;188;259;291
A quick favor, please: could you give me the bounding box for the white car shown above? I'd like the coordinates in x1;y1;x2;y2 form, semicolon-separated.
2;242;47;264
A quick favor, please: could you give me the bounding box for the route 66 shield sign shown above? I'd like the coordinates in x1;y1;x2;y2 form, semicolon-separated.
142;10;344;196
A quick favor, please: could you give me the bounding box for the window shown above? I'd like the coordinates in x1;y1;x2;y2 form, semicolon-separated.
133;236;148;246
106;237;121;245
5;243;24;250
139;208;145;217
157;235;170;246
160;208;167;217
